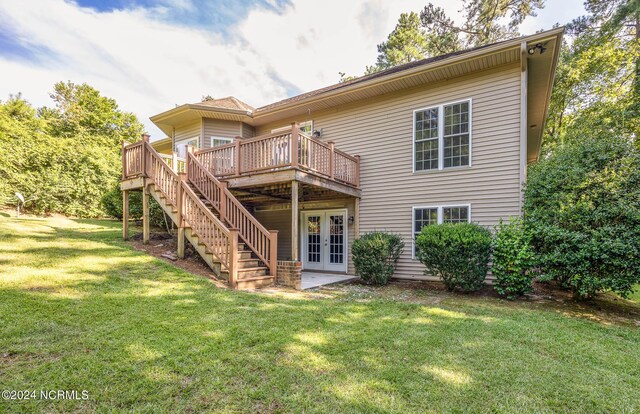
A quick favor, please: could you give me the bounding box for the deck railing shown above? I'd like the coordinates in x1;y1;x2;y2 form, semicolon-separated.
187;152;277;277
122;141;145;179
193;124;360;187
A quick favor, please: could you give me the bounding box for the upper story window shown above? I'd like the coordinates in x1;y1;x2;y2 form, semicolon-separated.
414;100;471;172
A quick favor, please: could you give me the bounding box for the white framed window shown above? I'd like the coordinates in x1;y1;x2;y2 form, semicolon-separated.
412;204;471;257
271;120;313;135
175;137;199;158
208;136;233;148
413;99;472;172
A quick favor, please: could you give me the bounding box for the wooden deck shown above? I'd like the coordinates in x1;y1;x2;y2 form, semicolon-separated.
193;123;360;196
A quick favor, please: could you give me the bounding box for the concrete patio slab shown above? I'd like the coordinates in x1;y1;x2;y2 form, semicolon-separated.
301;272;358;290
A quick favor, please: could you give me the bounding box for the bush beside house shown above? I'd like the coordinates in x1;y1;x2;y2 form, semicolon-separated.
492;217;536;299
352;231;404;285
415;223;492;292
524;134;640;299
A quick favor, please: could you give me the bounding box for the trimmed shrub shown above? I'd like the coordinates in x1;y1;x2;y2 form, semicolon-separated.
416;223;492;292
352;231;404;285
492;217;536;299
101;184;167;229
524;134;640;298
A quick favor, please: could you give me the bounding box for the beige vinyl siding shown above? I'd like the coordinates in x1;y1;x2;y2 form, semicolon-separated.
202;119;240;149
253;209;292;260
255;64;522;280
174;120;202;147
241;122;255;139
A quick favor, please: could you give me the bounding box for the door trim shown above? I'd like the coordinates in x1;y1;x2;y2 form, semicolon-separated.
300;209;348;273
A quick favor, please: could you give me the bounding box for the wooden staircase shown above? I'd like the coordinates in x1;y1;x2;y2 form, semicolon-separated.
188;185;273;289
122;139;277;290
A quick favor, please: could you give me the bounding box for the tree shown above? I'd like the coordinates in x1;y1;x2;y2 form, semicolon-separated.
524;132;640;299
365;12;429;74
543;0;639;153
42;81;142;148
0;83;144;216
367;0;544;73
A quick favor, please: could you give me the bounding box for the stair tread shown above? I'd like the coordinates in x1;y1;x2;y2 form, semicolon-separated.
237;266;268;272
237;275;274;282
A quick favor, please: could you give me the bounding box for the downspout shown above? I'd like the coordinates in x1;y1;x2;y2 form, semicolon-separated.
519;41;528;213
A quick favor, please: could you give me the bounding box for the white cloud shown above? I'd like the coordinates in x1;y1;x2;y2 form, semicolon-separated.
0;0;578;140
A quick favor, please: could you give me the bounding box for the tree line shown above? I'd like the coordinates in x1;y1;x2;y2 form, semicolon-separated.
0;82;143;216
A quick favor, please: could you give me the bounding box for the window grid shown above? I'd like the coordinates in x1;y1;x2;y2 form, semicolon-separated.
307;216;321;263
443;102;470;168
443;206;469;224
329;215;344;264
210;136;233;147
413;207;438;256
414;108;439;171
414;100;471;172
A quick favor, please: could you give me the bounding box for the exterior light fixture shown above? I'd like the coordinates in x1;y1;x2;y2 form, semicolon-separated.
527;43;547;55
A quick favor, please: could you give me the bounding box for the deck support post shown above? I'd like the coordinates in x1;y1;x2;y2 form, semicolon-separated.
354;197;360;239
122;190;130;240
291;180;299;261
290;123;299;168
142;180;150;245
234;138;241;176
328;141;335;179
141;134;149;177
269;230;279;279
177;173;187;259
229;228;239;289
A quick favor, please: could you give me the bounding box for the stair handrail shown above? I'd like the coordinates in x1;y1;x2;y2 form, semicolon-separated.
186;152;277;278
181;181;238;284
143;142;180;206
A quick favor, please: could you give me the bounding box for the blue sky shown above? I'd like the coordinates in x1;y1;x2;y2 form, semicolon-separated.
0;0;586;138
74;0;290;30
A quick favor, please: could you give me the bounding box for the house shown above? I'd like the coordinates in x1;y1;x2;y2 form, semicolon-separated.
121;28;563;289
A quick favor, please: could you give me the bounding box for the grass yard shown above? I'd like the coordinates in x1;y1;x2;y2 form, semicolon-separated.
1;217;639;413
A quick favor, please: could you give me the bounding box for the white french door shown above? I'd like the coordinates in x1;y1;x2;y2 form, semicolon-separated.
301;210;347;272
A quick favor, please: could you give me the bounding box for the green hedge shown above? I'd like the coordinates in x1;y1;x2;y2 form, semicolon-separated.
415;223;492;292
492;217;536;299
352;231;404;285
524;134;640;298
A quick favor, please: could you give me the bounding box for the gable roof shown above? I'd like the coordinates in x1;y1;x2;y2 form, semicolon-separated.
199;96;255;112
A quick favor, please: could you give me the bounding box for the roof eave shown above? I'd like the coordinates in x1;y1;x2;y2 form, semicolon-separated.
534;29;564;163
253;27;565;119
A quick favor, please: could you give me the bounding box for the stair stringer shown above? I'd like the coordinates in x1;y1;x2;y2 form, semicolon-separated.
146;182;229;280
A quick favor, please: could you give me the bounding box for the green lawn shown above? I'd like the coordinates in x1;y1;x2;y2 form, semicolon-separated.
1;217;639;413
